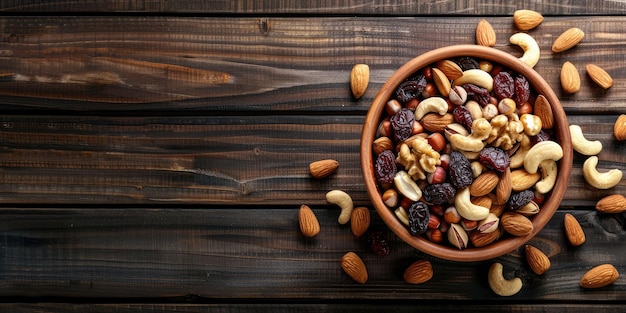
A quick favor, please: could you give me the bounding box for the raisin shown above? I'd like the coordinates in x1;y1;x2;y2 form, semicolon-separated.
463;84;491;106
456;57;479;71
453;105;473;132
390;108;414;142
394;75;427;103
507;190;534;211
408;201;430;236
368;230;390;256
423;183;456;205
374;150;397;185
514;75;530;105
478;146;510;172
531;130;551;145
493;72;515;100
448;151;474;189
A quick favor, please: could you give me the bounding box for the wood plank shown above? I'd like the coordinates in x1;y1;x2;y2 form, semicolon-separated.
2;0;626;15
0;16;625;111
1;114;624;205
0;208;623;300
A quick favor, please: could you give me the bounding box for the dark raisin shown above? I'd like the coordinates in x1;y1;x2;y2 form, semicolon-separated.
456;57;479;71
374;150;397;185
368;230;390;256
453;105;473;132
478;146;511;172
513;75;530;105
408;201;430;236
390;108;414;142
394;75;427;103
423;183;456;205
531;130;551;145
448;151;474;189
463;84;491;106
507;190;534;211
493;72;515;100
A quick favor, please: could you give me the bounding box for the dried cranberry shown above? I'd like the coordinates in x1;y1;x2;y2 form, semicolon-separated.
423;183;456;205
463;84;491;106
408;201;430;236
514;75;530;105
448;151;474;189
478;146;510;172
493;72;515;100
374;150;397;185
390;108;414;142
394;75;427;103
368;230;390;256
507;190;534;211
453;105;473;132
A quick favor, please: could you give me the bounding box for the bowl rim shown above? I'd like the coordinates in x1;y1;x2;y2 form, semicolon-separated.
360;44;573;262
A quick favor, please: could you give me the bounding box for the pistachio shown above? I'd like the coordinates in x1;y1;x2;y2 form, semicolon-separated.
449;85;468;105
448;223;469;250
477;213;500;233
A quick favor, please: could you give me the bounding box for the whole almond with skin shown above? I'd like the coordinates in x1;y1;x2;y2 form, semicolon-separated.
586;64;614;89
420;113;455;133
470;171;499;197
596;194;626;213
432;67;451;97
580;264;619;288
298;205;320;237
469;228;501;247
403;260;434;284
564;213;586;246
510;169;541;191
525;245;551;275
350;63;369;99
494;167;512;205
501;211;534;236
341;252;368;284
309;159;339;178
372;136;393;155
614;114;626;141
534;94;554;129
513;10;544;31
350;207;370;237
560;61;581;93
476;19;496;47
435;60;463;80
552;27;584;53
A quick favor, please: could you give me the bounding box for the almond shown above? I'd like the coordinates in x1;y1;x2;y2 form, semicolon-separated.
564;213;586;246
501;211;534;236
298;204;320;237
435;59;463;80
476;19;496;47
552;27;584;53
534;94;554;129
420;113;455;133
560;61;581;93
309;159;339;178
525;245;551;275
373;136;393;155
469;228;501;247
580;264;620;289
513;9;544;31
350;207;371;237
431;67;451;97
341;252;368;284
403;260;434;284
470;171;499;197
510;169;541;191
614;114;626;141
596;194;626;213
586;64;613;89
350;63;369;99
494;167;512;205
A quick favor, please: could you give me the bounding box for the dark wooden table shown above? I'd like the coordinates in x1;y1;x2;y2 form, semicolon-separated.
1;1;625;311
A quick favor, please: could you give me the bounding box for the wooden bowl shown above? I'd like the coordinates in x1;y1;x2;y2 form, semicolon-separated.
361;45;572;262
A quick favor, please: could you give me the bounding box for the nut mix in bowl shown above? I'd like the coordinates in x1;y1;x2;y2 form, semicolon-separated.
361;45;573;262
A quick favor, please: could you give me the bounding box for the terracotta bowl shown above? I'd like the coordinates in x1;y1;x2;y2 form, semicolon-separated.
361;45;572;262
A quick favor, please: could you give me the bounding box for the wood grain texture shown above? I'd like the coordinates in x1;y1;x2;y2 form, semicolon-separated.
0;208;623;301
0;16;625;111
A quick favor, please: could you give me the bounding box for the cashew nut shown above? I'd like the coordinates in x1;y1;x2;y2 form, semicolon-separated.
454;187;490;221
465;100;483;120
570;124;603;156
394;170;423;201
488;262;523;296
582;156;623;189
414;96;448;120
449;118;492;152
535;159;558;194
326;190;354;224
452;69;494;91
523;141;563;174
509;32;540;68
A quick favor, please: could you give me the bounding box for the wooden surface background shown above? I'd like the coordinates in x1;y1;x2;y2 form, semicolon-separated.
1;1;625;311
